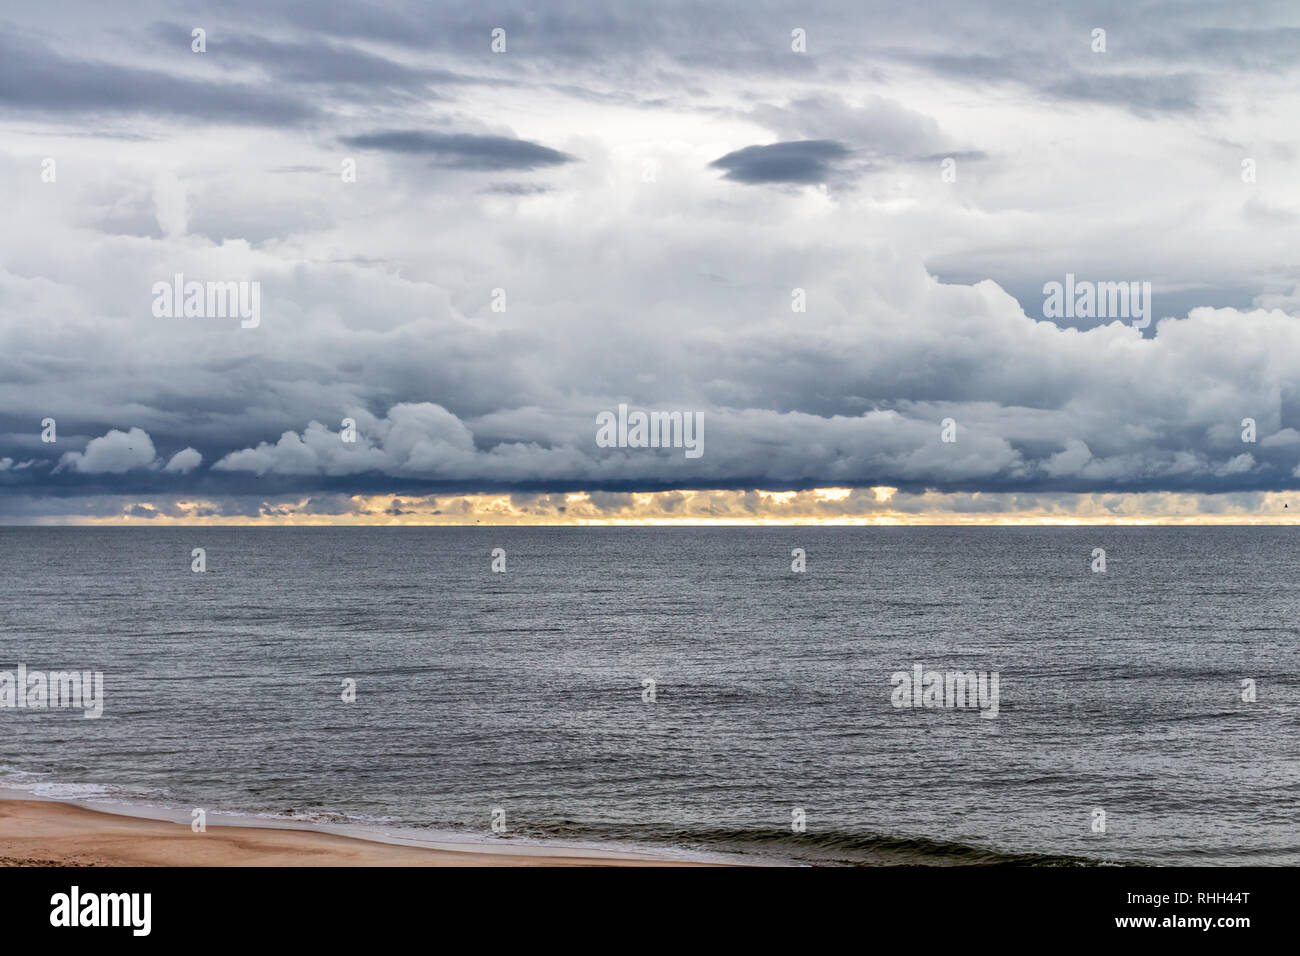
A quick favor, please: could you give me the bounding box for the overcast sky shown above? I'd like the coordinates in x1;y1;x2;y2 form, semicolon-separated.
3;0;1300;523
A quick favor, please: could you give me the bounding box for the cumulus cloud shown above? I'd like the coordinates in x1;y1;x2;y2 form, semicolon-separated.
151;171;188;238
57;428;157;474
163;447;203;473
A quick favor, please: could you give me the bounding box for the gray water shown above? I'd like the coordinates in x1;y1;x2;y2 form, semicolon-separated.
1;526;1297;865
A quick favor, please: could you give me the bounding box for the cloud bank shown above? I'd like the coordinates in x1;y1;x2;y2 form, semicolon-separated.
3;0;1300;520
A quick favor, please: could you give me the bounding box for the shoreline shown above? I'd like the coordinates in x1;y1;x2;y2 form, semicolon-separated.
0;799;725;867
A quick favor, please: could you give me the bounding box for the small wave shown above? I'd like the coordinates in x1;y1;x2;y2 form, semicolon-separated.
522;821;1112;866
0;765;49;781
0;767;172;805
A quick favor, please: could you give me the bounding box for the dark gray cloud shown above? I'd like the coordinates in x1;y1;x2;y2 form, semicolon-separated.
710;140;853;184
481;182;552;195
1146;26;1300;73
1045;73;1200;114
887;50;1202;115
236;0;1297;116
195;29;494;96
341;130;575;170
0;31;314;125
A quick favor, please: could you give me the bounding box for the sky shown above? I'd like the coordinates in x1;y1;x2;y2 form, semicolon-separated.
2;0;1300;524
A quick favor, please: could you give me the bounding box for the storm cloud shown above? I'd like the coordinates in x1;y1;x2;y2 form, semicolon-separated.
2;0;1300;522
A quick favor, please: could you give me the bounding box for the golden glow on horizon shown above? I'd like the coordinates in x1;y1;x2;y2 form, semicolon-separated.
15;487;1300;526
813;488;853;502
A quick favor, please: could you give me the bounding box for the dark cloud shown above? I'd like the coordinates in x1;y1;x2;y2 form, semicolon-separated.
481;182;552;196
710;140;852;184
0;32;314;125
200;29;497;97
885;52;1202;115
1045;73;1200;114
341;130;575;170
1146;26;1300;73
246;0;1287;113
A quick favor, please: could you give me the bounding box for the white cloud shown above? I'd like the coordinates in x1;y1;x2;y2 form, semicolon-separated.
152;171;188;239
58;428;157;474
164;447;203;473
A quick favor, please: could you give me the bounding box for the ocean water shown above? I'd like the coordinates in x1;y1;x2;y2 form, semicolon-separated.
0;526;1297;866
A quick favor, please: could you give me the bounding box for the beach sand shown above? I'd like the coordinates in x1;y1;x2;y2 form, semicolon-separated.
0;799;715;867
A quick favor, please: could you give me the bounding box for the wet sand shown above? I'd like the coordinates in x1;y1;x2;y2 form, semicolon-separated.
0;799;716;867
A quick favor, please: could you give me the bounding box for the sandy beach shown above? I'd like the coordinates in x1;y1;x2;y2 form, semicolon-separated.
0;799;715;867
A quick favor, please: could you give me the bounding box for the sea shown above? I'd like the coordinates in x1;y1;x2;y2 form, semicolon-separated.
1;526;1297;865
